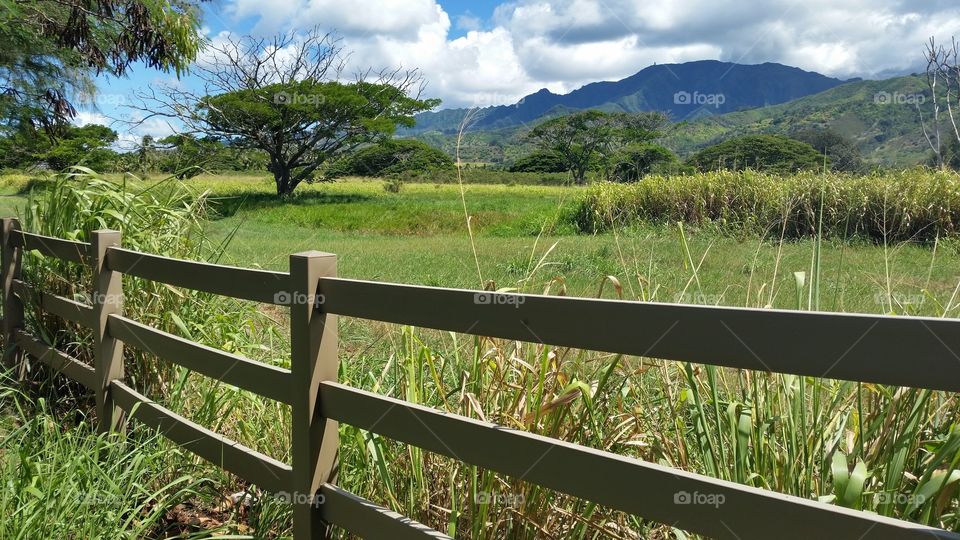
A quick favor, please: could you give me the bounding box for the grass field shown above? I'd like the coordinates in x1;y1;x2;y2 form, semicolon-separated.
182;173;960;317
5;170;960;538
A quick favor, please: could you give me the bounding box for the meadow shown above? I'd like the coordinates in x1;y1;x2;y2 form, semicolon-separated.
3;169;960;538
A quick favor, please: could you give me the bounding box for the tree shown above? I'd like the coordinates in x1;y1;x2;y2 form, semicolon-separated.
324;139;453;179
42;124;118;170
920;37;960;169
791;129;865;172
508;150;568;173
130;28;439;197
0;0;202;132
609;144;679;182
0;122;51;168
525;110;668;184
0;122;117;170
687;134;825;173
928;137;960;170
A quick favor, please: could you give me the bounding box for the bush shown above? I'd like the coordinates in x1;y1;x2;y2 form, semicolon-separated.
573;169;960;242
324;139;453;179
508;150;568;173
687;134;826;173
608;144;679;182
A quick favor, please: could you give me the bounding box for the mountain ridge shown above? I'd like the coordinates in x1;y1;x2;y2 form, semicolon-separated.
410;75;933;167
406;60;853;133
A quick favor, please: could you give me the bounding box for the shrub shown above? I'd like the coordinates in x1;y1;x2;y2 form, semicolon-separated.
324;139;453;179
687;134;826;173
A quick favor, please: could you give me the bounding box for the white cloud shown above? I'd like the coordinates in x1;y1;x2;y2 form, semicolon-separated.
73;111;111;128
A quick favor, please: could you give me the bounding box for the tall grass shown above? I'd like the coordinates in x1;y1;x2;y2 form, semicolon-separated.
575;169;960;242
0;370;216;539
5;169;960;538
7;170;293;536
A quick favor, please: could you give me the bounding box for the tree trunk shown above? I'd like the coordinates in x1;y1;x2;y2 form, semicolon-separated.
270;161;294;197
572;165;588;185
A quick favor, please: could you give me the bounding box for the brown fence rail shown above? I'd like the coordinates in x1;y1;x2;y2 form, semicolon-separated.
2;215;960;540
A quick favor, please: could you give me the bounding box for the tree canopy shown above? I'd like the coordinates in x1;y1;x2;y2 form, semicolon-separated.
508;150;568;173
324;139;453;179
791;129;864;172
608;144;679;182
525;110;668;184
687;134;826;173
0;123;117;170
132;28;439;196
0;0;202;132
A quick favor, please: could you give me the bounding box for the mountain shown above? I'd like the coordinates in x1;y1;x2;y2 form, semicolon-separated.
662;74;932;166
406;60;851;133
409;74;934;167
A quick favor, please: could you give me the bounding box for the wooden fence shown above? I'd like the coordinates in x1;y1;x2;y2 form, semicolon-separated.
3;215;960;539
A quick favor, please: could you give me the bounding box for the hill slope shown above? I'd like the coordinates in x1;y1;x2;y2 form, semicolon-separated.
411;75;935;167
407;60;850;133
663;75;932;166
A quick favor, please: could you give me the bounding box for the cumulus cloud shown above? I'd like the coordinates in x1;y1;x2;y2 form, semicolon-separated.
217;0;960;108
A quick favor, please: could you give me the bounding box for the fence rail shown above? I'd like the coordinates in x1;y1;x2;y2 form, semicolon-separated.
3;215;960;540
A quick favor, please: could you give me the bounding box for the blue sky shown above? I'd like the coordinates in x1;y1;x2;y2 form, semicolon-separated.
77;0;960;148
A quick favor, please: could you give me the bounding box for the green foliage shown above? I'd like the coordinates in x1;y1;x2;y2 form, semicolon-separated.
575;169;960;242
662;75;931;166
383;177;404;193
608;143;680;182
9;173;960;536
0;123;119;171
792;128;865;172
154;134;268;178
0;374;211;538
687;134;825;173
526;110;668;184
930;137;960;171
0;123;54;168
42;124;119;171
199;79;439;196
0;0;202;130
324;139;453;179
507;150;568;173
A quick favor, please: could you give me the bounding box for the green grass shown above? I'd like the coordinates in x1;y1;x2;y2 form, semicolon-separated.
6;170;960;538
174;174;960;316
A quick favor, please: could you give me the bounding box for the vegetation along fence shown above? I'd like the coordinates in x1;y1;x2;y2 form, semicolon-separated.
5;214;960;539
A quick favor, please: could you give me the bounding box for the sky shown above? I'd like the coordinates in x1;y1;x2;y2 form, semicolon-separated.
77;0;960;148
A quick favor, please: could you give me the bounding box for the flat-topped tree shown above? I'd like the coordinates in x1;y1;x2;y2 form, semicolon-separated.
130;28;439;197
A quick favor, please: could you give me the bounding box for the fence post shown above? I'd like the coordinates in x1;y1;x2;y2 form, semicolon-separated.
1;218;23;370
290;251;338;539
91;229;124;433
